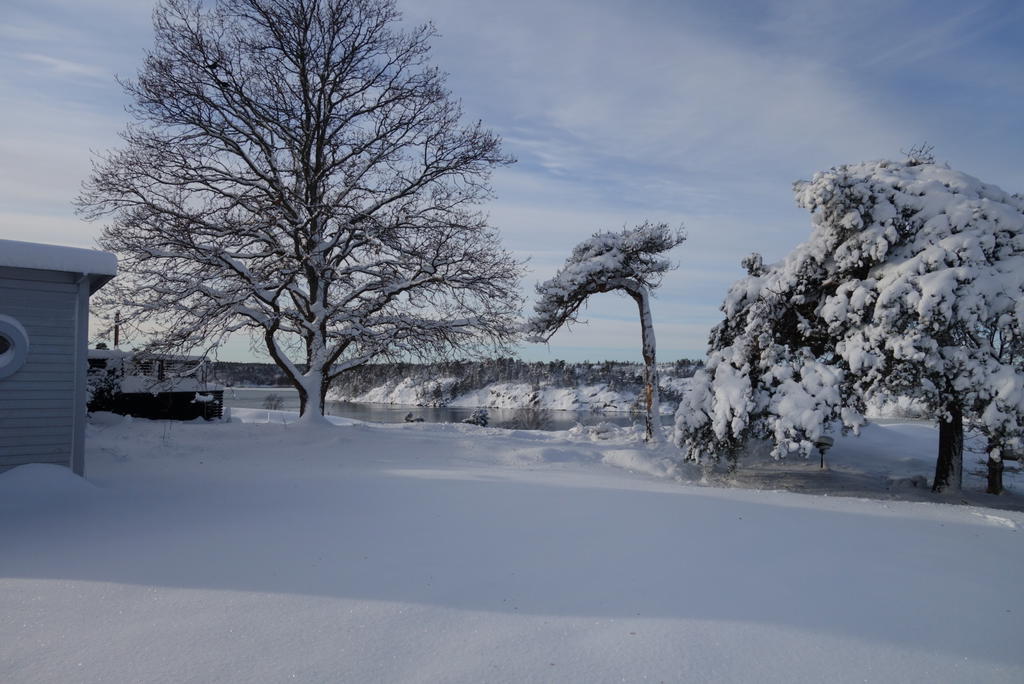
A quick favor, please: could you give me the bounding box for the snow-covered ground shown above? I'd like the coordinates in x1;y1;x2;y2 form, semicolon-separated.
2;411;1022;683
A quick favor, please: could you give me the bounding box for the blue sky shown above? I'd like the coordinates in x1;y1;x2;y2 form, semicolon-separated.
2;0;1022;363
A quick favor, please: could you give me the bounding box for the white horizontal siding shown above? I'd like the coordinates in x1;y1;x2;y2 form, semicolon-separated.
7;367;77;381
0;389;76;402
1;302;76;318
0;415;74;429
0;426;72;445
0;397;74;409
1;443;71;457
1;379;75;391
0;279;79;294
0;274;77;469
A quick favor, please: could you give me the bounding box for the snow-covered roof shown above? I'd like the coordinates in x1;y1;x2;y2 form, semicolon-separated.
0;238;117;277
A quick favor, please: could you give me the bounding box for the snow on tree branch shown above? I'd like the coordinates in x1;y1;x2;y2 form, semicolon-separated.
676;157;1024;493
77;0;524;421
525;222;684;343
526;222;685;441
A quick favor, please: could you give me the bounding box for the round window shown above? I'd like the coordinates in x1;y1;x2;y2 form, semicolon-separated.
0;315;30;380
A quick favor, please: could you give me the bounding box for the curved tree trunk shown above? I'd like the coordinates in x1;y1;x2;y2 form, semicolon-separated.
631;287;662;443
264;324;331;425
294;369;330;425
932;397;963;493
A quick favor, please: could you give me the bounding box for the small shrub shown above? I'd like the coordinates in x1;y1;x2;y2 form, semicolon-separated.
506;408;551;430
462;408;489;427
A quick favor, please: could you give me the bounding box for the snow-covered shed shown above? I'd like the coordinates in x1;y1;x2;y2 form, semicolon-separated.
0;239;116;475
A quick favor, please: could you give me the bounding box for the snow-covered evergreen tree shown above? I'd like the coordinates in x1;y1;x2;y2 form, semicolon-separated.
77;0;522;423
526;222;685;441
675;157;1024;493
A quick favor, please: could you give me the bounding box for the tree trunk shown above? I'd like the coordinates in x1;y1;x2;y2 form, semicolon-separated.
296;382;308;416
294;369;329;424
932;399;963;493
288;333;332;426
631;288;662;443
321;378;331;417
986;453;1003;495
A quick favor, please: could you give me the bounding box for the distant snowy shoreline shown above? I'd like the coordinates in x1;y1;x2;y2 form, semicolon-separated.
238;380;931;421
329;378;687;413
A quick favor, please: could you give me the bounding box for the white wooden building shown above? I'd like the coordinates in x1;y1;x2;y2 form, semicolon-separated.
0;239;116;475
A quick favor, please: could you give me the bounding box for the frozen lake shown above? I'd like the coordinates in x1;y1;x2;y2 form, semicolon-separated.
224;386;641;431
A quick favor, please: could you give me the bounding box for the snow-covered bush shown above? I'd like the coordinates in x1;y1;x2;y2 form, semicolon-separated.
567;421;644;442
526;222;685;441
262;393;284;410
504;408;553;430
676;157;1024;493
86;359;123;413
462;408;489;427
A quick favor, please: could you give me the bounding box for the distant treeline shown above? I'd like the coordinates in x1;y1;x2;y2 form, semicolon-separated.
211;361;292;387
212;358;703;396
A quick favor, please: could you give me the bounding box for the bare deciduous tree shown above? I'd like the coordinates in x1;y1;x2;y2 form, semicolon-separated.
78;0;523;422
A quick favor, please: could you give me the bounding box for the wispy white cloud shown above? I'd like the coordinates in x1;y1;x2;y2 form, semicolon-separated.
399;0;1022;360
18;52;107;79
408;0;909;180
0;22;65;42
0;90;124;213
0;0;1018;364
756;0;1017;70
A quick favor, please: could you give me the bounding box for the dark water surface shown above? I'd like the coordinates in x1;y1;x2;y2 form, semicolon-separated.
224;387;641;431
